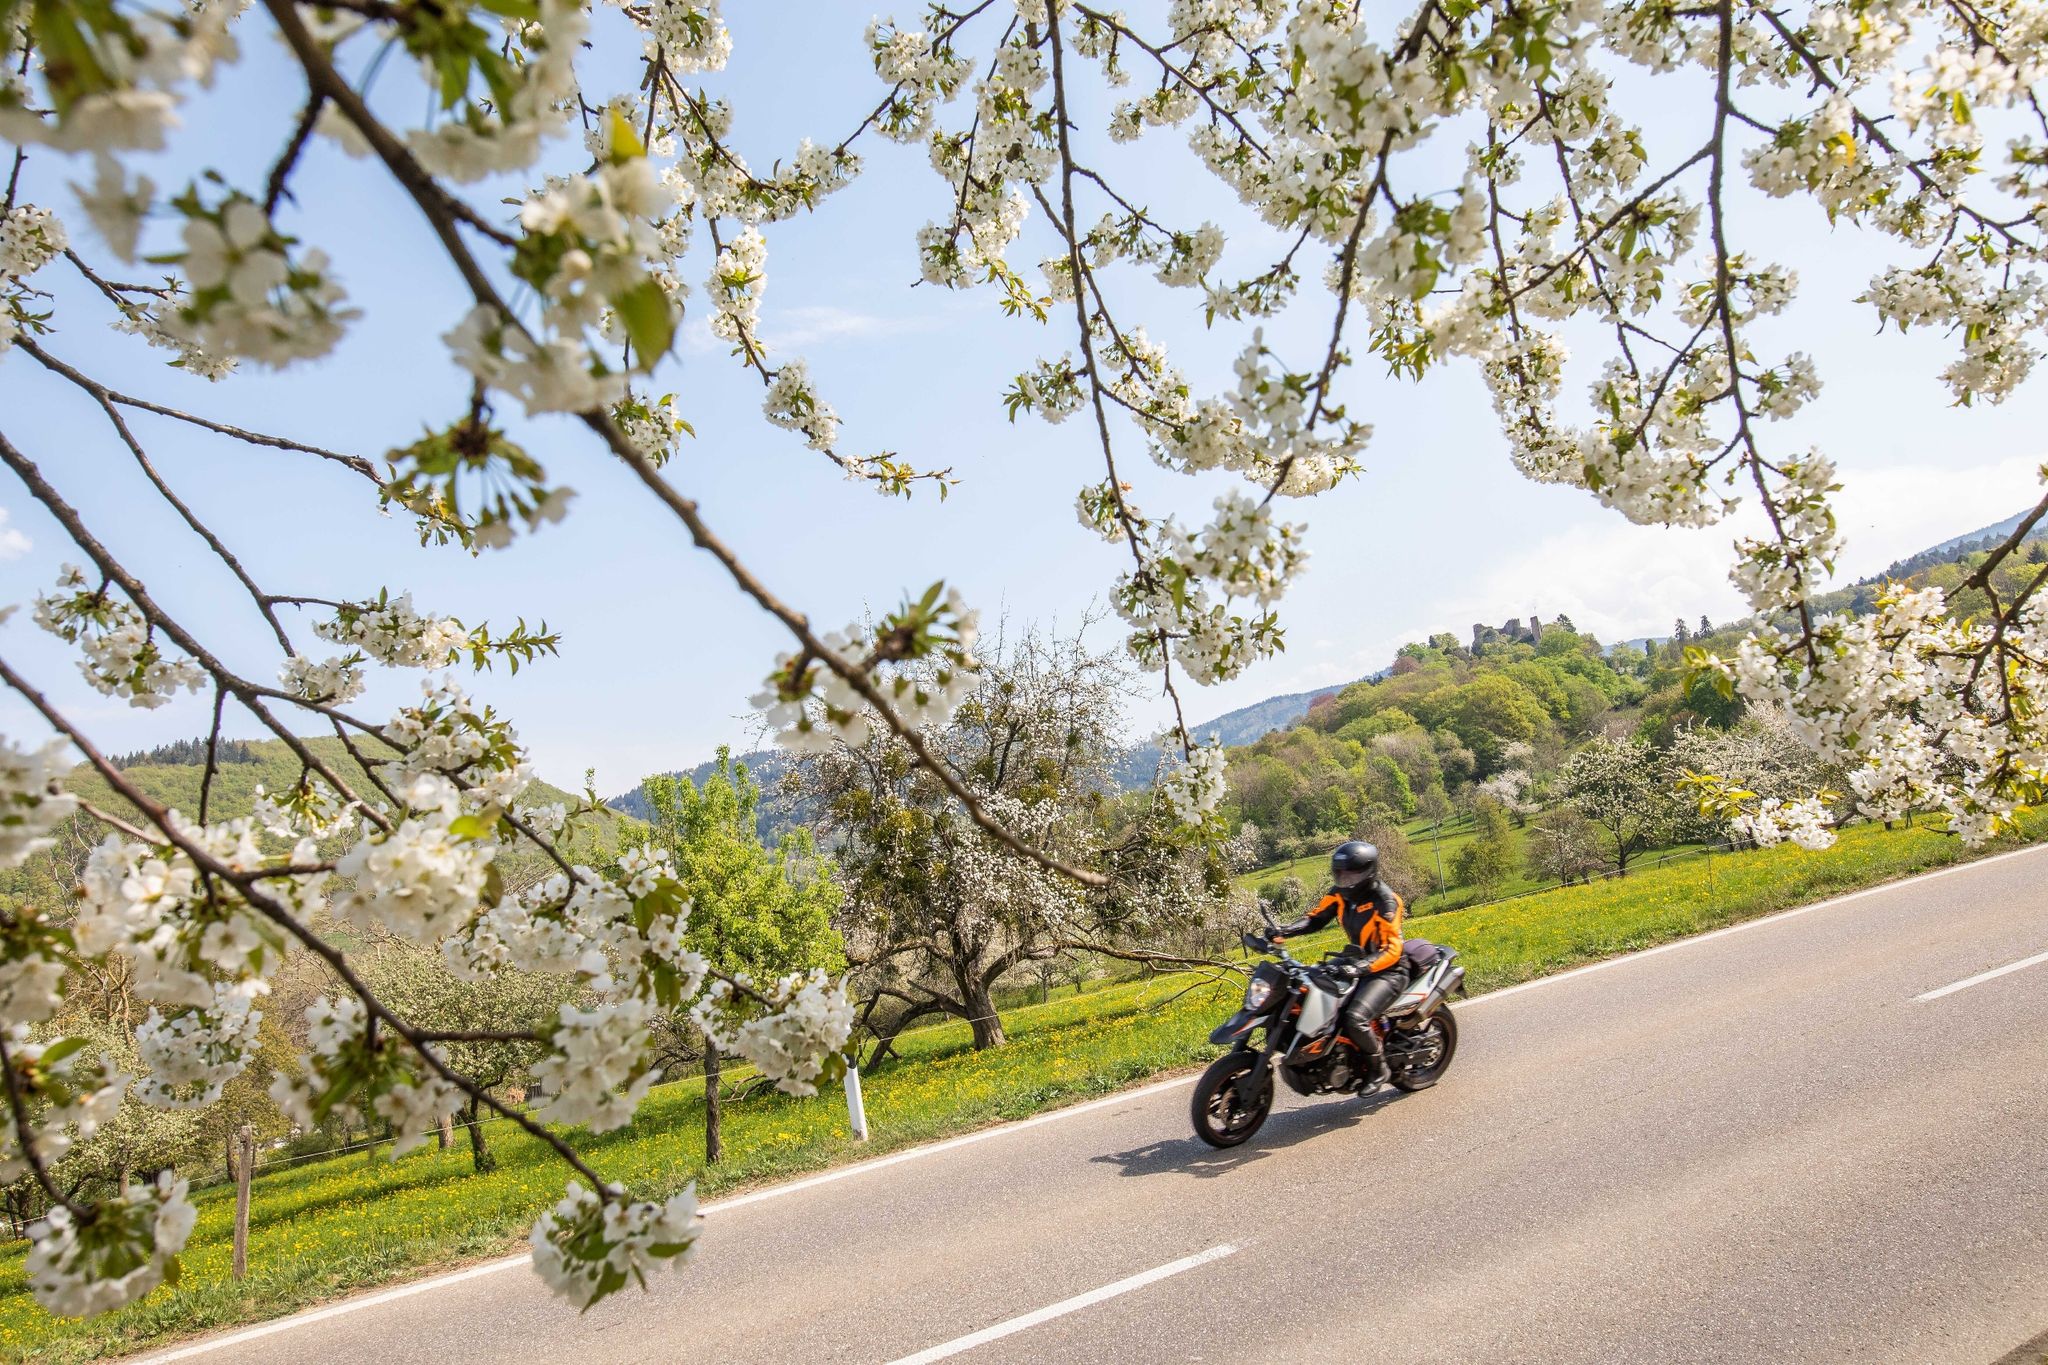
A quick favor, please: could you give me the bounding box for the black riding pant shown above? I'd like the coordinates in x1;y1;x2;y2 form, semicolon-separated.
1341;965;1411;1054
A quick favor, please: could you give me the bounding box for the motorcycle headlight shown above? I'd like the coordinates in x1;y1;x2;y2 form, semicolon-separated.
1243;976;1274;1010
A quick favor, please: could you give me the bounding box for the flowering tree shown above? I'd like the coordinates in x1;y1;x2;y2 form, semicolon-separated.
1673;705;1843;846
1522;805;1606;884
1559;734;1676;874
2;0;2048;1318
791;628;1228;1051
1475;739;1540;823
357;942;577;1174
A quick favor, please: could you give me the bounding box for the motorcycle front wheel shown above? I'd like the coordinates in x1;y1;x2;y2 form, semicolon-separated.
1192;1050;1274;1148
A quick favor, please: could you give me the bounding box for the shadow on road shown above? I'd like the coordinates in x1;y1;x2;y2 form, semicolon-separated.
1091;1089;1406;1180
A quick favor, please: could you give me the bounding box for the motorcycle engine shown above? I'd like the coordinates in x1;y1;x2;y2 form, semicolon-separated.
1281;1049;1353;1096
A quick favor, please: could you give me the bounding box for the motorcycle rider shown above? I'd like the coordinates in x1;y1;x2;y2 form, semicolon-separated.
1270;840;1408;1086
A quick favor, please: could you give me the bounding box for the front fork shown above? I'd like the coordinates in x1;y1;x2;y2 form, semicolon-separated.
1234;1025;1291;1104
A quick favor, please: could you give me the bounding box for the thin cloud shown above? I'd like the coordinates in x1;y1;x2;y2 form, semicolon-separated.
773;305;929;346
1327;450;2048;666
681;304;937;355
0;508;28;561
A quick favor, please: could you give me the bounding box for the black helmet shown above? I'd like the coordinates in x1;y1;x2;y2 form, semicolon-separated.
1331;840;1379;890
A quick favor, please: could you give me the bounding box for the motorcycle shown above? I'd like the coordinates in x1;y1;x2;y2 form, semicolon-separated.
1191;916;1464;1148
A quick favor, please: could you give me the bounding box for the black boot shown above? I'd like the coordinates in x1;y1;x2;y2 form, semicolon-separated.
1343;1010;1391;1088
1361;1038;1391;1088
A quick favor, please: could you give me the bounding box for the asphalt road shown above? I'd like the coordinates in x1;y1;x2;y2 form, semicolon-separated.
141;845;2048;1365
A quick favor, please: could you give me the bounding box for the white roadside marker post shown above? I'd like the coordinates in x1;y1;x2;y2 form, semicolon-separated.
844;1061;869;1142
232;1123;254;1281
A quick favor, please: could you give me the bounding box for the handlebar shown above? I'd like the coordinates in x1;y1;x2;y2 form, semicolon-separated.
1240;931;1308;966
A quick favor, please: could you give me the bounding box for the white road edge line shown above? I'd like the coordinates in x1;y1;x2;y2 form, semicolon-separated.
883;1244;1239;1365
1916;946;2048;1001
133;838;2048;1363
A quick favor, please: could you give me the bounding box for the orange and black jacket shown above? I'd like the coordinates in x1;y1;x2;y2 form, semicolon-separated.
1274;883;1405;973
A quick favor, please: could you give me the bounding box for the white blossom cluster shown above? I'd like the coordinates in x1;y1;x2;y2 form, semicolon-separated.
1713;580;2048;842
379;679;534;810
1731;796;1839;851
530;1180;701;1309
373;1074;466;1159
1114;492;1307;686
163;196;357;367
131;983;264;1108
33;565;206;709
278;653;366;705
692;967;855;1098
445;302;627;419
24;1173;195;1319
334;773;497;941
706;224;766;343
111;287;237;381
634;0;731;74
762;358;842;453
530;995;662;1132
267;994;461;1154
0;934;66;1031
67;816;310;1121
252;777;355;841
404;0;587;182
523;156;668;340
1160;741;1229;825
0;0;240;155
314;592;473;668
0;736;78;868
755;586;980;753
1;201;67;349
0;1026;128;1186
1864;245;2048;405
865;18;972;144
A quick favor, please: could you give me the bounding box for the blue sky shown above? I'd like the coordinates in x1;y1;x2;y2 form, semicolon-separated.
3;5;2046;796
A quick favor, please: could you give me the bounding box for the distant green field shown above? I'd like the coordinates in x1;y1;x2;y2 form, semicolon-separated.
3;813;2040;1363
1243;808;1769;916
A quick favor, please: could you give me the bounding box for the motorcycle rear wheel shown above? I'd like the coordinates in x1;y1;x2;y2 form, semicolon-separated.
1390;1006;1458;1091
1192;1050;1273;1148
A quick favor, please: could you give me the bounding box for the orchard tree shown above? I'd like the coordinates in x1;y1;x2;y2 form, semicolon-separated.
1352;802;1426;904
1559;736;1675;875
1451;795;1517;901
791;628;1226;1051
2;0;2048;1321
1672;707;1842;848
358;942;578;1175
1475;740;1539;824
636;753;842;1164
1523;807;1606;886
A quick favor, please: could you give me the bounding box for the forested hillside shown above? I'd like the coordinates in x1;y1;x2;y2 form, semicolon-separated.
1805;510;2048;619
1220;619;1719;871
3;736;620;882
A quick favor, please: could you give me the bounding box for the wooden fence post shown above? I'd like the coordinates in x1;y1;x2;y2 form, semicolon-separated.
232;1124;254;1282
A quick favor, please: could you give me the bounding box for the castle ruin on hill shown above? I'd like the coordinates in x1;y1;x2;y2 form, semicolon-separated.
1472;613;1543;649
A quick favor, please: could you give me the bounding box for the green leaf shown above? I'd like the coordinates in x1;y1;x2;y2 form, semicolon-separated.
472;0;541;18
448;813;497;840
614;279;677;369
37;1036;91;1068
